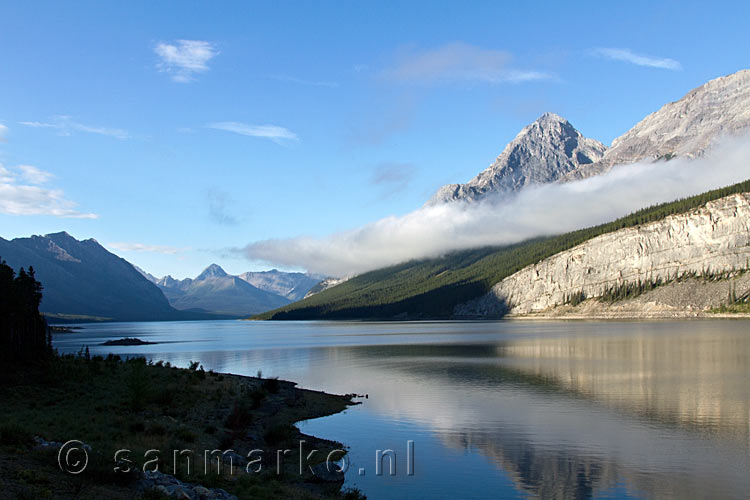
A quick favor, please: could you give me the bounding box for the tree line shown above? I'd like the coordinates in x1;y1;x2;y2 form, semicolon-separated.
0;258;50;363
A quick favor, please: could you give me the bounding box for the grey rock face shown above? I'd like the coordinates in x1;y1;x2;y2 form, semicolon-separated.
303;276;349;298
238;269;322;301
429;113;606;204
567;69;750;180
455;193;750;316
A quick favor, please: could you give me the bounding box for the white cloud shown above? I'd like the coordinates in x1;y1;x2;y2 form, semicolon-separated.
108;242;184;255
591;48;682;70
208;122;298;143
0;165;14;183
154;40;218;83
20;116;129;139
382;42;553;85
0;164;98;219
0;123;8;142
18;165;55;185
240;135;750;277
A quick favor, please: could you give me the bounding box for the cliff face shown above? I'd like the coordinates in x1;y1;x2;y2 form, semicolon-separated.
456;193;750;316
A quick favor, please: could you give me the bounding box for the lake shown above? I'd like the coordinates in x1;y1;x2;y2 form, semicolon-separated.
53;319;750;499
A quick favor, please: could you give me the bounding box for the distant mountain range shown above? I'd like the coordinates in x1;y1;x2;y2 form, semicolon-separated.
0;232;202;321
0;232;323;321
430;69;750;204
237;270;322;301
143;264;321;316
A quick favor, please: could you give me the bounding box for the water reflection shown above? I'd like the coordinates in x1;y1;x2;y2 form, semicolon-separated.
55;320;750;499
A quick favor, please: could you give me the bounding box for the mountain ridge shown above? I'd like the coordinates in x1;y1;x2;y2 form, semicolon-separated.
429;112;606;204
0;232;208;321
154;264;294;316
431;69;750;203
565;69;750;180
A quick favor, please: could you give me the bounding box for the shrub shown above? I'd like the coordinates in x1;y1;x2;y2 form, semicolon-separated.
262;377;280;394
126;362;151;411
0;422;32;446
263;424;292;445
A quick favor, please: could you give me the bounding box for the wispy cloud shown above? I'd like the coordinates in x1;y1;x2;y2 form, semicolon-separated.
207;122;298;144
382;42;553;85
0;123;8;142
206;187;240;225
0;164;98;219
370;162;417;198
20;116;129;139
239;135;750;277
154;39;219;82
267;75;339;88
591;48;682;70
18;165;55;185
108;242;184;255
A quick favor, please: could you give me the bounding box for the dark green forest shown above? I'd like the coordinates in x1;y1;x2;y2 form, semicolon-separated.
255;179;750;320
0;259;50;362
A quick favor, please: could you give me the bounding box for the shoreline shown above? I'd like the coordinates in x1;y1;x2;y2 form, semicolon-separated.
0;355;363;499
506;311;750;320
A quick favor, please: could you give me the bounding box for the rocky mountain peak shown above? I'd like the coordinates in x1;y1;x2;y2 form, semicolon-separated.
608;69;750;163
429;113;606;204
196;263;228;280
566;69;750;181
533;111;568;126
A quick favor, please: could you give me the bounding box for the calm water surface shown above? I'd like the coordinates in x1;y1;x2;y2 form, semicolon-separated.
53;320;750;499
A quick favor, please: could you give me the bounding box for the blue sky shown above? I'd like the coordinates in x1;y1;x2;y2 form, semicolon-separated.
1;0;748;278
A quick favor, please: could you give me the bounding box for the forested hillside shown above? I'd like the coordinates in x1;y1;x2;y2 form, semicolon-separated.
255;179;750;320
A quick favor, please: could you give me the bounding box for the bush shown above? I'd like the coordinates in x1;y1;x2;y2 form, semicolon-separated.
225;401;253;431
0;422;32;446
262;377;280;394
174;427;197;443
263;424;292;445
126;362;150;411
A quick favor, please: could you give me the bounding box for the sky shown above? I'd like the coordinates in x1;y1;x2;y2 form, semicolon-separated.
1;0;749;279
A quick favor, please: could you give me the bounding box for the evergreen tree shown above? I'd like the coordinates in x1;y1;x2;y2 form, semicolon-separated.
0;258;50;363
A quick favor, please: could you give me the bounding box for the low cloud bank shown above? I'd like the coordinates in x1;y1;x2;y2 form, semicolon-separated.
241;136;750;277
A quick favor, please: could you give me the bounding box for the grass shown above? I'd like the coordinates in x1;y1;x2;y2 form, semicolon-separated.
255;179;750;320
711;303;750;313
0;354;360;499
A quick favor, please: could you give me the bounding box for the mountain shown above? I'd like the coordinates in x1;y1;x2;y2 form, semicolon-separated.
156;264;291;316
429;113;606;204
431;70;750;203
254;179;750;320
566;69;750;180
457;190;750;318
237;269;322;301
0;232;198;321
302;277;348;299
134;265;158;283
